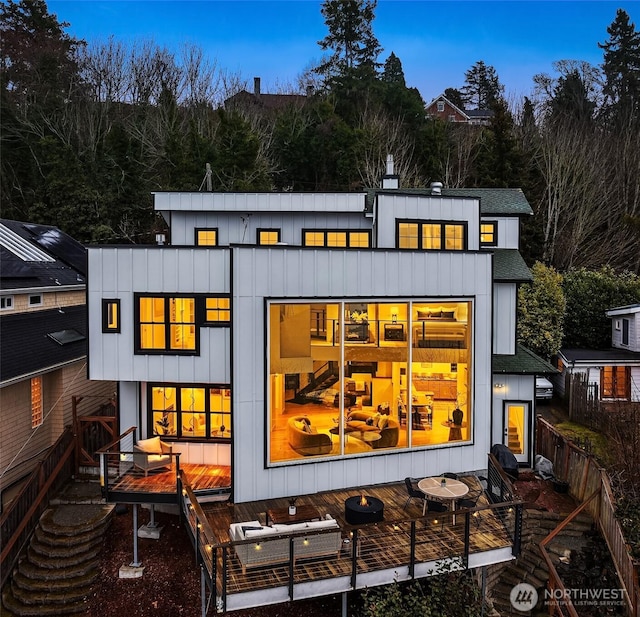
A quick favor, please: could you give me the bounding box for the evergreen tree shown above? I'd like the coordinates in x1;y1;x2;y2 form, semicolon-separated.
444;87;465;109
599;8;640;126
380;52;424;125
461;60;504;109
548;69;596;126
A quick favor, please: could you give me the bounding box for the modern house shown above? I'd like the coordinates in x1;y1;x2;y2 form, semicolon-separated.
555;304;640;402
0;220;114;508
86;159;552;507
425;94;494;125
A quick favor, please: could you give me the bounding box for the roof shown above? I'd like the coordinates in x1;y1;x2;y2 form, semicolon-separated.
558;347;640;365
493;345;558;375
466;109;494;119
368;188;533;216
0;305;87;384
492;249;532;282
224;90;307;111
606;304;640;317
0;219;86;291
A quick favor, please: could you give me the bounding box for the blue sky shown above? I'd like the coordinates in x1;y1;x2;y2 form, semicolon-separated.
48;1;639;102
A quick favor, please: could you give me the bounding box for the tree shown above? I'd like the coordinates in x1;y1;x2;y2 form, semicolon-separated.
599;8;640;127
444;87;465;109
461;60;504;109
548;69;596;126
517;262;565;360
380;52;425;126
562;267;640;349
317;0;382;78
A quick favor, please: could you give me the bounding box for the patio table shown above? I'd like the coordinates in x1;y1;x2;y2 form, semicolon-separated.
418;477;469;522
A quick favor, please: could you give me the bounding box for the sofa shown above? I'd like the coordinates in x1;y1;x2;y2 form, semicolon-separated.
288;416;333;456
229;515;342;573
345;411;399;448
133;436;173;476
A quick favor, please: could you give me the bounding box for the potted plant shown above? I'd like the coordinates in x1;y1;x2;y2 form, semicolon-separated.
288;498;297;515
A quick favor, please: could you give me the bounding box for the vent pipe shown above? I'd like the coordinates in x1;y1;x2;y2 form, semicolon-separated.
430;181;443;195
382;154;399;189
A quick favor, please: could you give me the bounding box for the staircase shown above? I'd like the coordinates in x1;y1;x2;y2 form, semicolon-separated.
294;362;339;402
487;508;594;616
507;426;522;453
2;483;114;617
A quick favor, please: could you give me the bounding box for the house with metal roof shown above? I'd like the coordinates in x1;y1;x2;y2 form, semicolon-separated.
0;220;114;507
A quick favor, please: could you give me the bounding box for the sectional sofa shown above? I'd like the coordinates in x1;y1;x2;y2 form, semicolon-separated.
228;514;342;572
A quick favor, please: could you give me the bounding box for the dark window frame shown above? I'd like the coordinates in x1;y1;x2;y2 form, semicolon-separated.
194;227;219;246
203;294;231;326
257;228;281;245
480;221;498;247
147;383;231;441
102;298;121;333
396;219;468;251
301;229;372;248
622;318;630;346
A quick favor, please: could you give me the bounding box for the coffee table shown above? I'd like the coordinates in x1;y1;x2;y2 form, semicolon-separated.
266;504;321;525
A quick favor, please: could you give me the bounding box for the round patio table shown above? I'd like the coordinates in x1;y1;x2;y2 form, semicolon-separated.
418;477;469;521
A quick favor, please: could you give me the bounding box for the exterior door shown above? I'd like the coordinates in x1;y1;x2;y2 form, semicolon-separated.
503;402;529;464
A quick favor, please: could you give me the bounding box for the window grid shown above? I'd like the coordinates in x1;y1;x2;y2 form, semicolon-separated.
258;229;281;245
303;230;371;248
137;296;197;352
398;221;466;251
31;376;43;428
0;296;13;310
398;223;419;249
205;297;231;323
480;222;498;246
196;229;218;246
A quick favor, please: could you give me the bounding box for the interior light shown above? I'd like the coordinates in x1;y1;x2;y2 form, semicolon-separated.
197;523;202;530
494;383;505;389
391;306;398;323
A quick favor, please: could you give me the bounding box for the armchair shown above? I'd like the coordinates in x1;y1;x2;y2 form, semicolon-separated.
133;436;173;476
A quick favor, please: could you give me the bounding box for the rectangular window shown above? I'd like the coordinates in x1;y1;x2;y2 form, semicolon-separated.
303;230;371;248
0;296;13;310
136;295;197;353
398;221;466;251
257;229;281;245
195;228;218;246
437;101;445;112
268;299;472;465
480;222;498;246
149;384;231;439
29;294;43;307
31;376;43;428
205;296;231;324
601;366;628;399
102;299;121;333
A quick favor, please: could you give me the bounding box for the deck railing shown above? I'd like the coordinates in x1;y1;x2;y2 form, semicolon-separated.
0;428;75;588
536;416;640;616
97;427;181;504
178;471;523;615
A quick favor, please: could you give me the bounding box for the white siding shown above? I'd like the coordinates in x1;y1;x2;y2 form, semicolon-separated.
232;246;493;503
87;247;231;383
610;313;640;352
493;283;516;355
376;194;481;250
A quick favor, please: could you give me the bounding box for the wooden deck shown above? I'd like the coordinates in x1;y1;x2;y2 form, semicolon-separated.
200;477;518;601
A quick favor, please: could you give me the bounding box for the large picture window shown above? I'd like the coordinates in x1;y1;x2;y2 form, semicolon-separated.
398;221;466;251
136;295;196;353
149;384;231;439
267;300;472;464
601;366;629;399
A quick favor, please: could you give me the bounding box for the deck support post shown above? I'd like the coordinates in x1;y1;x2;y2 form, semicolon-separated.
341;591;348;617
131;504;141;567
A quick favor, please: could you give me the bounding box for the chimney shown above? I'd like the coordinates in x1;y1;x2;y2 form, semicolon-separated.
306;84;314;97
430;181;443;195
254;77;261;96
381;154;399;189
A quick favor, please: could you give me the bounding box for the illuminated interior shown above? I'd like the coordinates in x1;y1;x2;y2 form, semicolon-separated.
150;384;231;439
268;300;472;463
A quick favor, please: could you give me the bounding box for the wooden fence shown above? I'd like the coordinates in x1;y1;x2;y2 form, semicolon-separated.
536;416;640;616
72;395;118;471
0;428;75;589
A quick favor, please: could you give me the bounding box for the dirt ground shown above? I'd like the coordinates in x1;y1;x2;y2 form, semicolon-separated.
82;505;343;617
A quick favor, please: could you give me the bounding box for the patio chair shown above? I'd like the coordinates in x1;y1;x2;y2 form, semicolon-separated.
403;477;425;510
457;488;483;527
442;472;458;480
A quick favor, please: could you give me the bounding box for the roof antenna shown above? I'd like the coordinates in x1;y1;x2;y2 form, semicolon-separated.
199;163;212;191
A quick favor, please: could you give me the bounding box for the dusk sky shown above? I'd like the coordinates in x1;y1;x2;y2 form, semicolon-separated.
47;1;639;103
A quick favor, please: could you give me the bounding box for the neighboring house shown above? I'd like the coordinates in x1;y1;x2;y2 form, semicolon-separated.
555;304;640;402
86;157;552;508
224;76;309;112
425;94;494;125
0;220;114;507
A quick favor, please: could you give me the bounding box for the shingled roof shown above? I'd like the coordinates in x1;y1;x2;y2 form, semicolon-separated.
493;345;557;375
1;305;87;384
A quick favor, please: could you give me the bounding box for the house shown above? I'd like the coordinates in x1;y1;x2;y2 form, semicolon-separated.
555;304;640;402
425;94;494;125
86;157;552;509
224;76;309;112
0;220;114;508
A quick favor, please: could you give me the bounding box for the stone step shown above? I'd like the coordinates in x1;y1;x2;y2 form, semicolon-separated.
26;542;102;571
2;588;87;616
11;566;98;595
29;533;103;560
17;556;100;581
38;505;113;537
33;520;109;548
